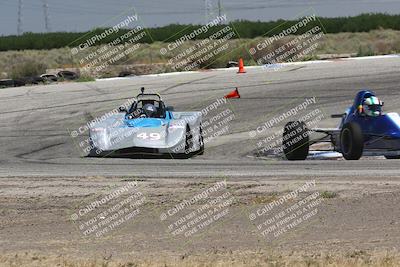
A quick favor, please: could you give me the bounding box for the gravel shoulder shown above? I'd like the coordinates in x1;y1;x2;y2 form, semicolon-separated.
1;175;399;266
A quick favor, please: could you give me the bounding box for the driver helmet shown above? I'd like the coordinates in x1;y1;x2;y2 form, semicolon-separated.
362;96;383;117
143;103;157;117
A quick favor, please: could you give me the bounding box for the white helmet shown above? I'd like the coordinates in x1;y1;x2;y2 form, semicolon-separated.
143;103;157;117
362;96;383;117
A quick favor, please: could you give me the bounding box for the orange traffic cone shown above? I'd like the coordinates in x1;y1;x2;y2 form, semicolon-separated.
224;87;240;99
237;58;246;74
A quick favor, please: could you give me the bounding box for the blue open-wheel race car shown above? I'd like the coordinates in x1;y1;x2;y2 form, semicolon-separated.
283;90;400;160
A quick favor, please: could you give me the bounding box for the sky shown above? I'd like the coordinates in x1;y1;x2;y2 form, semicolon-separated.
0;0;400;36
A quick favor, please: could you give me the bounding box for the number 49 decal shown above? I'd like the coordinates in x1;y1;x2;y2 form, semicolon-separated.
137;132;161;140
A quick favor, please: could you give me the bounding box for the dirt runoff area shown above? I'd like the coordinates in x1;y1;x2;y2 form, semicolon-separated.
0;175;400;267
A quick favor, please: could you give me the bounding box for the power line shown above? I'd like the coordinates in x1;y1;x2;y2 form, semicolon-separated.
42;0;51;32
205;0;214;23
17;0;23;35
205;0;223;23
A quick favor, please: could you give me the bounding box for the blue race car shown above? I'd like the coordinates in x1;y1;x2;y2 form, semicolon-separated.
283;90;400;160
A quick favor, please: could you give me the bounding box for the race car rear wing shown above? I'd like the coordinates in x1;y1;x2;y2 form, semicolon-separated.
312;128;340;134
331;113;346;118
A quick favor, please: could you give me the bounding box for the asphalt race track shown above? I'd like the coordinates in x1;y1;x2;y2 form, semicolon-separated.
1;56;400;178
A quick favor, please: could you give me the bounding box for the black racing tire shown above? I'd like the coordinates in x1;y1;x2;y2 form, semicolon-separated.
340;122;363;160
282;121;309;160
384;155;400;159
57;70;79;80
198;124;204;155
184;125;193;157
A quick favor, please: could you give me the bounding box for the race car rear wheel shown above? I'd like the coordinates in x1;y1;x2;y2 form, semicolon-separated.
184;125;193;155
282;121;309;160
198;124;204;155
340;122;363;160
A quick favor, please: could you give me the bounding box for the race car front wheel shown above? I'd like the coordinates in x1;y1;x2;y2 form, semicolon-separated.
283;121;309;160
340;122;363;160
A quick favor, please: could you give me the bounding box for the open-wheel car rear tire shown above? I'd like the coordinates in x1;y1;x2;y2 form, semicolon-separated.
282;121;309;160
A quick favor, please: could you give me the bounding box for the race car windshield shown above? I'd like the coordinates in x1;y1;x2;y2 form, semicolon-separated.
132;100;165;118
137;100;159;109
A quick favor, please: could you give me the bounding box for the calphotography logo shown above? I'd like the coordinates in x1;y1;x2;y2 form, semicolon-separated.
248;181;324;240
69;181;145;238
253;97;317;135
159;180;235;239
248;12;326;69
69;12;149;77
73;15;139;52
70;98;137;156
247;95;326;159
162;14;228;53
159;13;237;71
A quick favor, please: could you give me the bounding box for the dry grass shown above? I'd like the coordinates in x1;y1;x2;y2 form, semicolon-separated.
1;250;400;267
0;29;399;79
